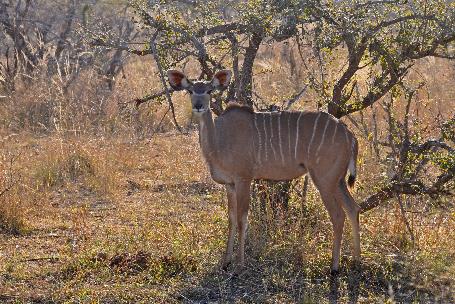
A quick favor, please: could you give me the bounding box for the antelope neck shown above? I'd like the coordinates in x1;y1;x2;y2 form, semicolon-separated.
198;110;218;162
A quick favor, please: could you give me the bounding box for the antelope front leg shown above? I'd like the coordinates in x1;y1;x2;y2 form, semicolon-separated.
221;184;237;270
234;179;251;273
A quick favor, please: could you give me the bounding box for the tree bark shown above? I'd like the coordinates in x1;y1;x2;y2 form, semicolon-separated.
237;31;263;106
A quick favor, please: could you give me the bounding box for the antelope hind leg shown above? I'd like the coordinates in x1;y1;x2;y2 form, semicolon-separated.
321;191;346;273
336;181;361;263
310;172;346;273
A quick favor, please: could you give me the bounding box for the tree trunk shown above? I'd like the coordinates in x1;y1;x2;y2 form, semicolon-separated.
252;179;291;218
237;31;263;106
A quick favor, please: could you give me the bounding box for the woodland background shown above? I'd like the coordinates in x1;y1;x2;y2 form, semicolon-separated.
0;0;454;302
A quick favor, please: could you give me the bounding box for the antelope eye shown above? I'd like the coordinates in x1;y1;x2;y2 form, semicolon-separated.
206;90;213;94
187;90;193;95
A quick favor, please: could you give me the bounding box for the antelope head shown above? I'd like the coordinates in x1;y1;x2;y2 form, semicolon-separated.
167;70;231;115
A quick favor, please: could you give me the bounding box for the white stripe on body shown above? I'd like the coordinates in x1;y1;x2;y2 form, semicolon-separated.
278;113;285;165
287;112;292;159
331;122;338;144
253;114;262;166
294;112;305;159
269;113;277;160
343;124;351;148
316;118;330;164
262;114;268;161
307;112;322;161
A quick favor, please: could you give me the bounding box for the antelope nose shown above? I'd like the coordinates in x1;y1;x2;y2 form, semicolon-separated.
194;104;203;110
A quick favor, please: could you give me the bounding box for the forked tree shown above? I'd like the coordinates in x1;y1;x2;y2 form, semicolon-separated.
92;0;455;214
168;69;360;274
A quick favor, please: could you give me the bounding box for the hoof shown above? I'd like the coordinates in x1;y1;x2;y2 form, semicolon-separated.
352;260;361;272
234;265;245;276
221;260;231;272
330;268;340;276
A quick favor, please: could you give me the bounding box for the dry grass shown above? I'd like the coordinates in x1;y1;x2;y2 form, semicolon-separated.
0;47;454;303
0;130;453;303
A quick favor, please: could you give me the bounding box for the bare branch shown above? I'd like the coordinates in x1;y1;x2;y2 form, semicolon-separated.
410;140;454;155
397;194;415;243
283;85;308;110
237;31;263;105
430;53;455;60
149;32;182;133
339;66;410;117
130;89;174;108
360;166;454;213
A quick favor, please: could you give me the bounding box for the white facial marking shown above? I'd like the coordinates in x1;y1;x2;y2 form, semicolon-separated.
211;78;220;87
308;112;322;161
192;111;206;117
316;118;330;164
294;111;305;159
181;78;190;88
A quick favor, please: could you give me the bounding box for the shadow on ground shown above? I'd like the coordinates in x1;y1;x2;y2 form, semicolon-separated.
177;256;453;303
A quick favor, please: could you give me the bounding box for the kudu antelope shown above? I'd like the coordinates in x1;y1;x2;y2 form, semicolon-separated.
167;69;361;273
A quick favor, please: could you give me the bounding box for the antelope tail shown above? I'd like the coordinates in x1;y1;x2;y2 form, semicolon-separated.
347;136;358;188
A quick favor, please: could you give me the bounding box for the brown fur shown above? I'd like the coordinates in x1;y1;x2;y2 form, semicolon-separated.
168;70;361;274
222;102;255;115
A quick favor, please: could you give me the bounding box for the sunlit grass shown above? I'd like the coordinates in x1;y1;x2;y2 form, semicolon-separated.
0;131;453;303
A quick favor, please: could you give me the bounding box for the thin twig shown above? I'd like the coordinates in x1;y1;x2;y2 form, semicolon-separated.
147;106;171;141
129;89;174;108
397;194;415;244
0;183;15;197
20;256;60;263
149;32;182;133
283;85;308;110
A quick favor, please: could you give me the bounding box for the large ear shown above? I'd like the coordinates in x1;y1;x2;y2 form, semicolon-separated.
167;70;190;91
211;70;231;90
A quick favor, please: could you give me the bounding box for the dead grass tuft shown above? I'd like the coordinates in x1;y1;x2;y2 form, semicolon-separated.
0;195;26;235
0;152;27;235
34;150;95;189
109;250;151;273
